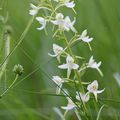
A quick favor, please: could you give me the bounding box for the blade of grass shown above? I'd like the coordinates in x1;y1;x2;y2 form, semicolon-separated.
96;105;105;120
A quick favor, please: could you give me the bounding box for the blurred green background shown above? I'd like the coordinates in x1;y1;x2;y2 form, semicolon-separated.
0;0;120;119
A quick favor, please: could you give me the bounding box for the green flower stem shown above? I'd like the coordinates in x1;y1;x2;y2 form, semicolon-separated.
0;16;34;69
96;105;105;120
64;110;68;118
0;74;19;98
0;30;10;80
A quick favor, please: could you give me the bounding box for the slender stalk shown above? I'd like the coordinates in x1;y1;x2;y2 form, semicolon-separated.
63;110;68;117
75;109;82;120
0;29;10;80
0;16;34;69
96;105;105;120
0;74;19;97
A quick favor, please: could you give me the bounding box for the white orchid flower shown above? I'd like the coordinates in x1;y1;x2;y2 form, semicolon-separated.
64;16;77;32
80;30;93;43
51;13;65;31
48;44;64;63
79;29;93;50
55;0;75;8
51;13;76;32
52;76;65;94
36;17;46;30
58;55;79;78
87;56;103;76
87;80;105;101
76;92;90;103
51;13;64;25
62;0;75;8
61;97;76;110
29;4;39;16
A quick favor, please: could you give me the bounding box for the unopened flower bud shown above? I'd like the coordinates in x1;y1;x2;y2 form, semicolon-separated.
13;64;24;76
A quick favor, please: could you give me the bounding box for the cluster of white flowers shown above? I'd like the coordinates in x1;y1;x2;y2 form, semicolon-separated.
29;0;105;118
29;3;76;32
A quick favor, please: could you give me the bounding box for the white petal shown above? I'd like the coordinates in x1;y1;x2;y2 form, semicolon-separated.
56;13;64;20
88;56;101;70
53;44;63;55
71;17;76;27
58;64;68;69
64;26;70;31
93;91;98;101
97;88;105;94
64;16;71;24
66;55;74;63
53;44;63;49
87;80;98;92
72;63;79;69
65;1;75;8
92;80;98;89
61;104;75;110
89;56;94;64
30;3;38;9
29;10;37;16
61;106;70;110
36;17;45;22
71;26;77;33
81;29;87;38
67;67;71;78
48;53;57;57
97;61;102;67
29;4;39;16
82;37;93;43
36;17;46;30
37;26;45;30
64;17;76;31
